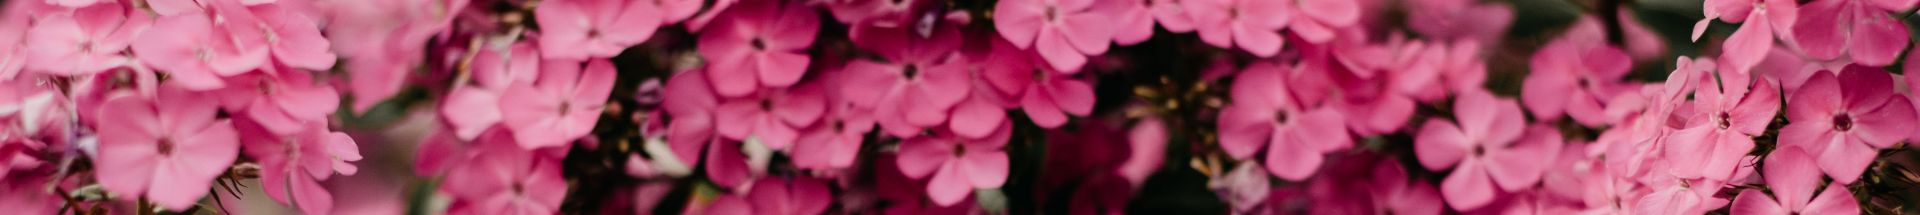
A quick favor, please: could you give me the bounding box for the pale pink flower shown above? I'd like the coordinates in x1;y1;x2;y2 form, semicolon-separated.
1523;34;1633;127
1794;0;1914;66
994;0;1123;71
1778;66;1917;184
1729;146;1861;215
1183;0;1289;56
440;140;568;215
1415;91;1562;210
1665;58;1779;182
1215;62;1349;180
245;3;338;71
896;121;1012;206
536;0;665;60
24;2;146;76
713;83;826;150
500;59;617;149
697;0;819;97
242;122;361;215
92;87;240;211
131;11;269;90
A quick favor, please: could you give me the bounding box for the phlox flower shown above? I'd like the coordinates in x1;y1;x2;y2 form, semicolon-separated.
840;22;970;137
241;122;362;215
536;0;667;60
1281;0;1360;44
791;99;874;170
661;69;719;166
698;177;833;215
244;3;338;71
1730;146;1861;215
1794;0;1915;66
1216;62;1350;180
1778;66;1917;184
1368;157;1444;215
994;0;1123;71
217;70;340;136
1415;91;1561;210
698;0;819;97
1406;0;1513;45
93;87;241;211
440;140;568;215
978;38;1095;129
131;11;269;90
1665;57;1779;182
1697;0;1796;74
1523;34;1633;127
714;83;826;150
500;59;617;149
323;0;465;112
25;2;146;76
1183;0;1290;57
895;121;1012;206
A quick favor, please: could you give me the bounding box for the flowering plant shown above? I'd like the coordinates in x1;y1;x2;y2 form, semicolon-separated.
2;0;1920;214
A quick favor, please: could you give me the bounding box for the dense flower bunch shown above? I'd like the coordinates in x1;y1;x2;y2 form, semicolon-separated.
4;0;1920;214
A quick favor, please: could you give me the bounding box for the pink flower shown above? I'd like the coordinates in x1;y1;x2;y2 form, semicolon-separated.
536;0;665;60
245;3;338;71
1697;0;1796;74
697;0;819;97
441;141;568;215
896;121;1012;206
1216;62;1349;180
500;59;617;149
1778;66;1917;184
1523;35;1633;126
1729;146;1861;215
131;11;270;90
662;69;719;161
1368;157;1444;215
1415;91;1561;210
839;25;970;137
792;101;874;170
241;122;361;215
714;83;826;150
1665;58;1779;182
978;39;1095;129
1283;0;1360;44
442;86;504;140
1183;0;1289;56
1406;0;1512;45
92;87;240;211
24;2;146;76
994;0;1122;71
1793;0;1913;66
217;70;340;135
698;177;833;215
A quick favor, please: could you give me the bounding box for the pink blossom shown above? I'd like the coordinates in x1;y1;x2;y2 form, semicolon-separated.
499;59;617;149
978;39;1095;129
535;0;665;60
1665;58;1779;182
1778;66;1917;184
714;83;826;150
442;86;504;140
1216;62;1349;180
994;0;1123;71
322;0;465;112
699;177;833;215
1414;91;1561;210
896;121;1012;206
1119;116;1167;185
840;24;970;137
1283;0;1360;44
697;0;819;97
241;122;362;215
131;11;269;90
441;140;568;215
92;87;240;211
216;70;341;135
1730;146;1861;215
661;69;719;163
1698;0;1796;74
24;2;146;76
792;100;874;170
1183;0;1290;56
1523;34;1633;126
1793;0;1914;66
1406;0;1512;45
245;3;338;71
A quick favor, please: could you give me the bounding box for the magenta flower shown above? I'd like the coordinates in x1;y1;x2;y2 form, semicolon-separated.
92;87;240;211
24;2;145;76
714;83;826;150
1183;0;1289;57
661;69;719;162
131;12;270;90
441;141;568;215
1523;35;1633;127
1369;157;1444;215
896;121;1012;206
217;71;340;135
1283;0;1360;43
978;39;1095;129
1665;59;1779;182
792;101;874;170
1215;62;1349;180
1697;0;1796;74
536;0;664;60
500;59;617;149
1794;0;1913;66
242;123;362;215
698;177;833;215
1730;146;1861;215
1415;91;1562;211
697;0;819;97
994;0;1122;71
1778;66;1917;184
839;25;970;137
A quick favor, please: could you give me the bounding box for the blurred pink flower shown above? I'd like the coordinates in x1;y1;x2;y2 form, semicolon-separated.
93;87;240;211
840;24;970;137
896;121;1012;206
1698;0;1796;74
1794;0;1914;66
1730;146;1861;215
1415;91;1561;210
441;140;568;215
1216;62;1349;180
698;0;819;97
247;4;338;71
1184;0;1289;57
995;0;1122;71
1368;157;1444;215
700;177;833;215
978;39;1094;129
1283;0;1359;43
792;101;874;170
24;2;145;76
714;83;826;150
500;59;617;149
242;122;362;215
535;0;664;60
1779;66;1917;184
1406;0;1512;45
217;70;340;135
1524;34;1633;127
132;11;269;90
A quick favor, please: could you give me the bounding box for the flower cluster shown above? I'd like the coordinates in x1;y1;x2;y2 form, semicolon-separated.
4;0;1920;214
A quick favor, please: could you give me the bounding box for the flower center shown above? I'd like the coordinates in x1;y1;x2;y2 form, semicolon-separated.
156;139;176;156
558;101;573;115
1044;6;1059;21
1272;111;1290;124
750;37;768;50
832;120;847;132
197;47;214;62
903;64;921;79
951;141;967;157
1833;113;1853;131
1716;112;1732;129
79;41;95;54
1472;145;1486;157
759;98;775;111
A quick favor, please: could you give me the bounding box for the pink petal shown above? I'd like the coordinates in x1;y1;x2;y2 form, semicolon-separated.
1023;86;1070;128
1852;95;1917;147
1730;190;1789;215
289;174;335;215
1484;125;1560;191
949;98;1008;139
1791;0;1848;60
1765;146;1822;211
1264;129;1323;181
1845;9;1908;66
1033;29;1088;72
1816;137;1875;184
993;0;1047;48
1232;21;1284;57
926;162;972;206
1721;10;1775;74
1439;158;1496;210
959;150;1009;188
1060;11;1115;54
1789;72;1843;125
896;138;954;179
1045;78;1096;116
148;161;214;210
756;51;811;88
1414;120;1470;170
1216;105;1275;159
1801;183;1861;215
